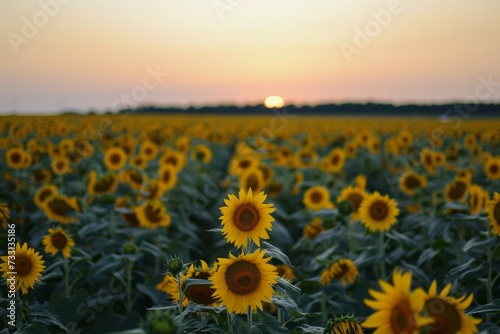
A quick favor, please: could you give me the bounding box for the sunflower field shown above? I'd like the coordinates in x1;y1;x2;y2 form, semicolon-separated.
1;114;500;334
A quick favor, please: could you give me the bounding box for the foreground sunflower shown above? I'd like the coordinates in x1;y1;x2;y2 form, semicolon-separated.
486;193;500;235
414;281;481;334
303;186;335;211
0;242;45;294
219;188;275;248
210;249;278;314
362;269;429;334
359;191;399;232
42;227;75;258
320;259;359;286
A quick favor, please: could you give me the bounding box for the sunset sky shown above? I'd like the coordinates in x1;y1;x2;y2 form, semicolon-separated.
1;0;499;113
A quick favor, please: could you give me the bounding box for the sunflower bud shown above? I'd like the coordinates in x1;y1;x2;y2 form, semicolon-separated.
165;255;183;275
324;315;362;334
143;310;178;334
123;242;137;255
338;200;353;216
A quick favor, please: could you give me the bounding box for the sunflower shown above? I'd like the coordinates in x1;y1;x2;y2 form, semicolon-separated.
158;164;178;192
219;188;275;248
228;154;260;176
5;147;26;169
463;133;477;150
140;140;159;161
399;171;427;196
157;260;218;307
210;249;278;314
51;156;73;175
34;184;58;209
104;147;127;171
303;186;334;211
30;168;52;184
183;260;218;306
42;194;80;224
160;151;186;172
484;157;500;181
74;139;94;159
354;174;366;190
0;242;45;295
456;169;473;182
0;203;10;229
337;186;367;220
115;197;141;227
239;168;265;194
414;281;481;334
257;164;274;187
359;191;399;232
344;141;358;158
190;144;213;163
397;130;413;148
144;180;165;200
131;155;148;169
119;168;146;190
324;316;363;334
291;171;304;195
468;185;489;216
292;149;318;168
135;200;171;229
87;170;118;195
42;227;75;258
324;148;346;173
444;179;470;203
320;259;359;286
431;151;446;168
421;147;435;174
362;269;429;334
275;264;296;281
486;193;500;235
303;217;325;240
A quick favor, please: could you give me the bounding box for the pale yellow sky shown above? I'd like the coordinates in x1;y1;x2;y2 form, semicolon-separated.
1;0;499;113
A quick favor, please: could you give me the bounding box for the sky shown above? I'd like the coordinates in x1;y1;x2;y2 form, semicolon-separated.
1;0;500;114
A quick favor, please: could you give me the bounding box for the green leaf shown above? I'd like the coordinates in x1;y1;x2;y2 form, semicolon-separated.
468;300;500;314
262;242;293;267
275;277;301;302
446;259;486;281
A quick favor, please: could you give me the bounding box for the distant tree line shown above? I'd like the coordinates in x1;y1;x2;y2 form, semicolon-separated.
118;103;499;117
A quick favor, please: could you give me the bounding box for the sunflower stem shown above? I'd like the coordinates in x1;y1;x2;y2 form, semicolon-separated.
63;259;70;298
379;231;386;279
486;231;493;322
110;210;116;239
458;222;465;265
176;272;184;315
321;292;328;326
247;306;253;328
125;259;134;314
227;311;234;334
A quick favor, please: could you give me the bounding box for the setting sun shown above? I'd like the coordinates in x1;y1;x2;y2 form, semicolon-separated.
264;96;285;109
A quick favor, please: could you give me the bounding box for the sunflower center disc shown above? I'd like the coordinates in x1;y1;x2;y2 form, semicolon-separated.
11;152;22;163
16;256;32;276
239;160;251;169
425;298;461;334
404;175;421;189
310;191;323;204
39;189;54;202
225;261;261;295
162;170;171;183
246;174;260;192
390;301;416;333
494;202;500;224
166;156;178;166
234;205;260;231
185;284;217;305
110;153;121;164
370;201;388;221
145;205;162;223
331;154;339;165
490;163;499;175
48;198;72;215
347;193;363;212
448;181;467;200
52;232;68;249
